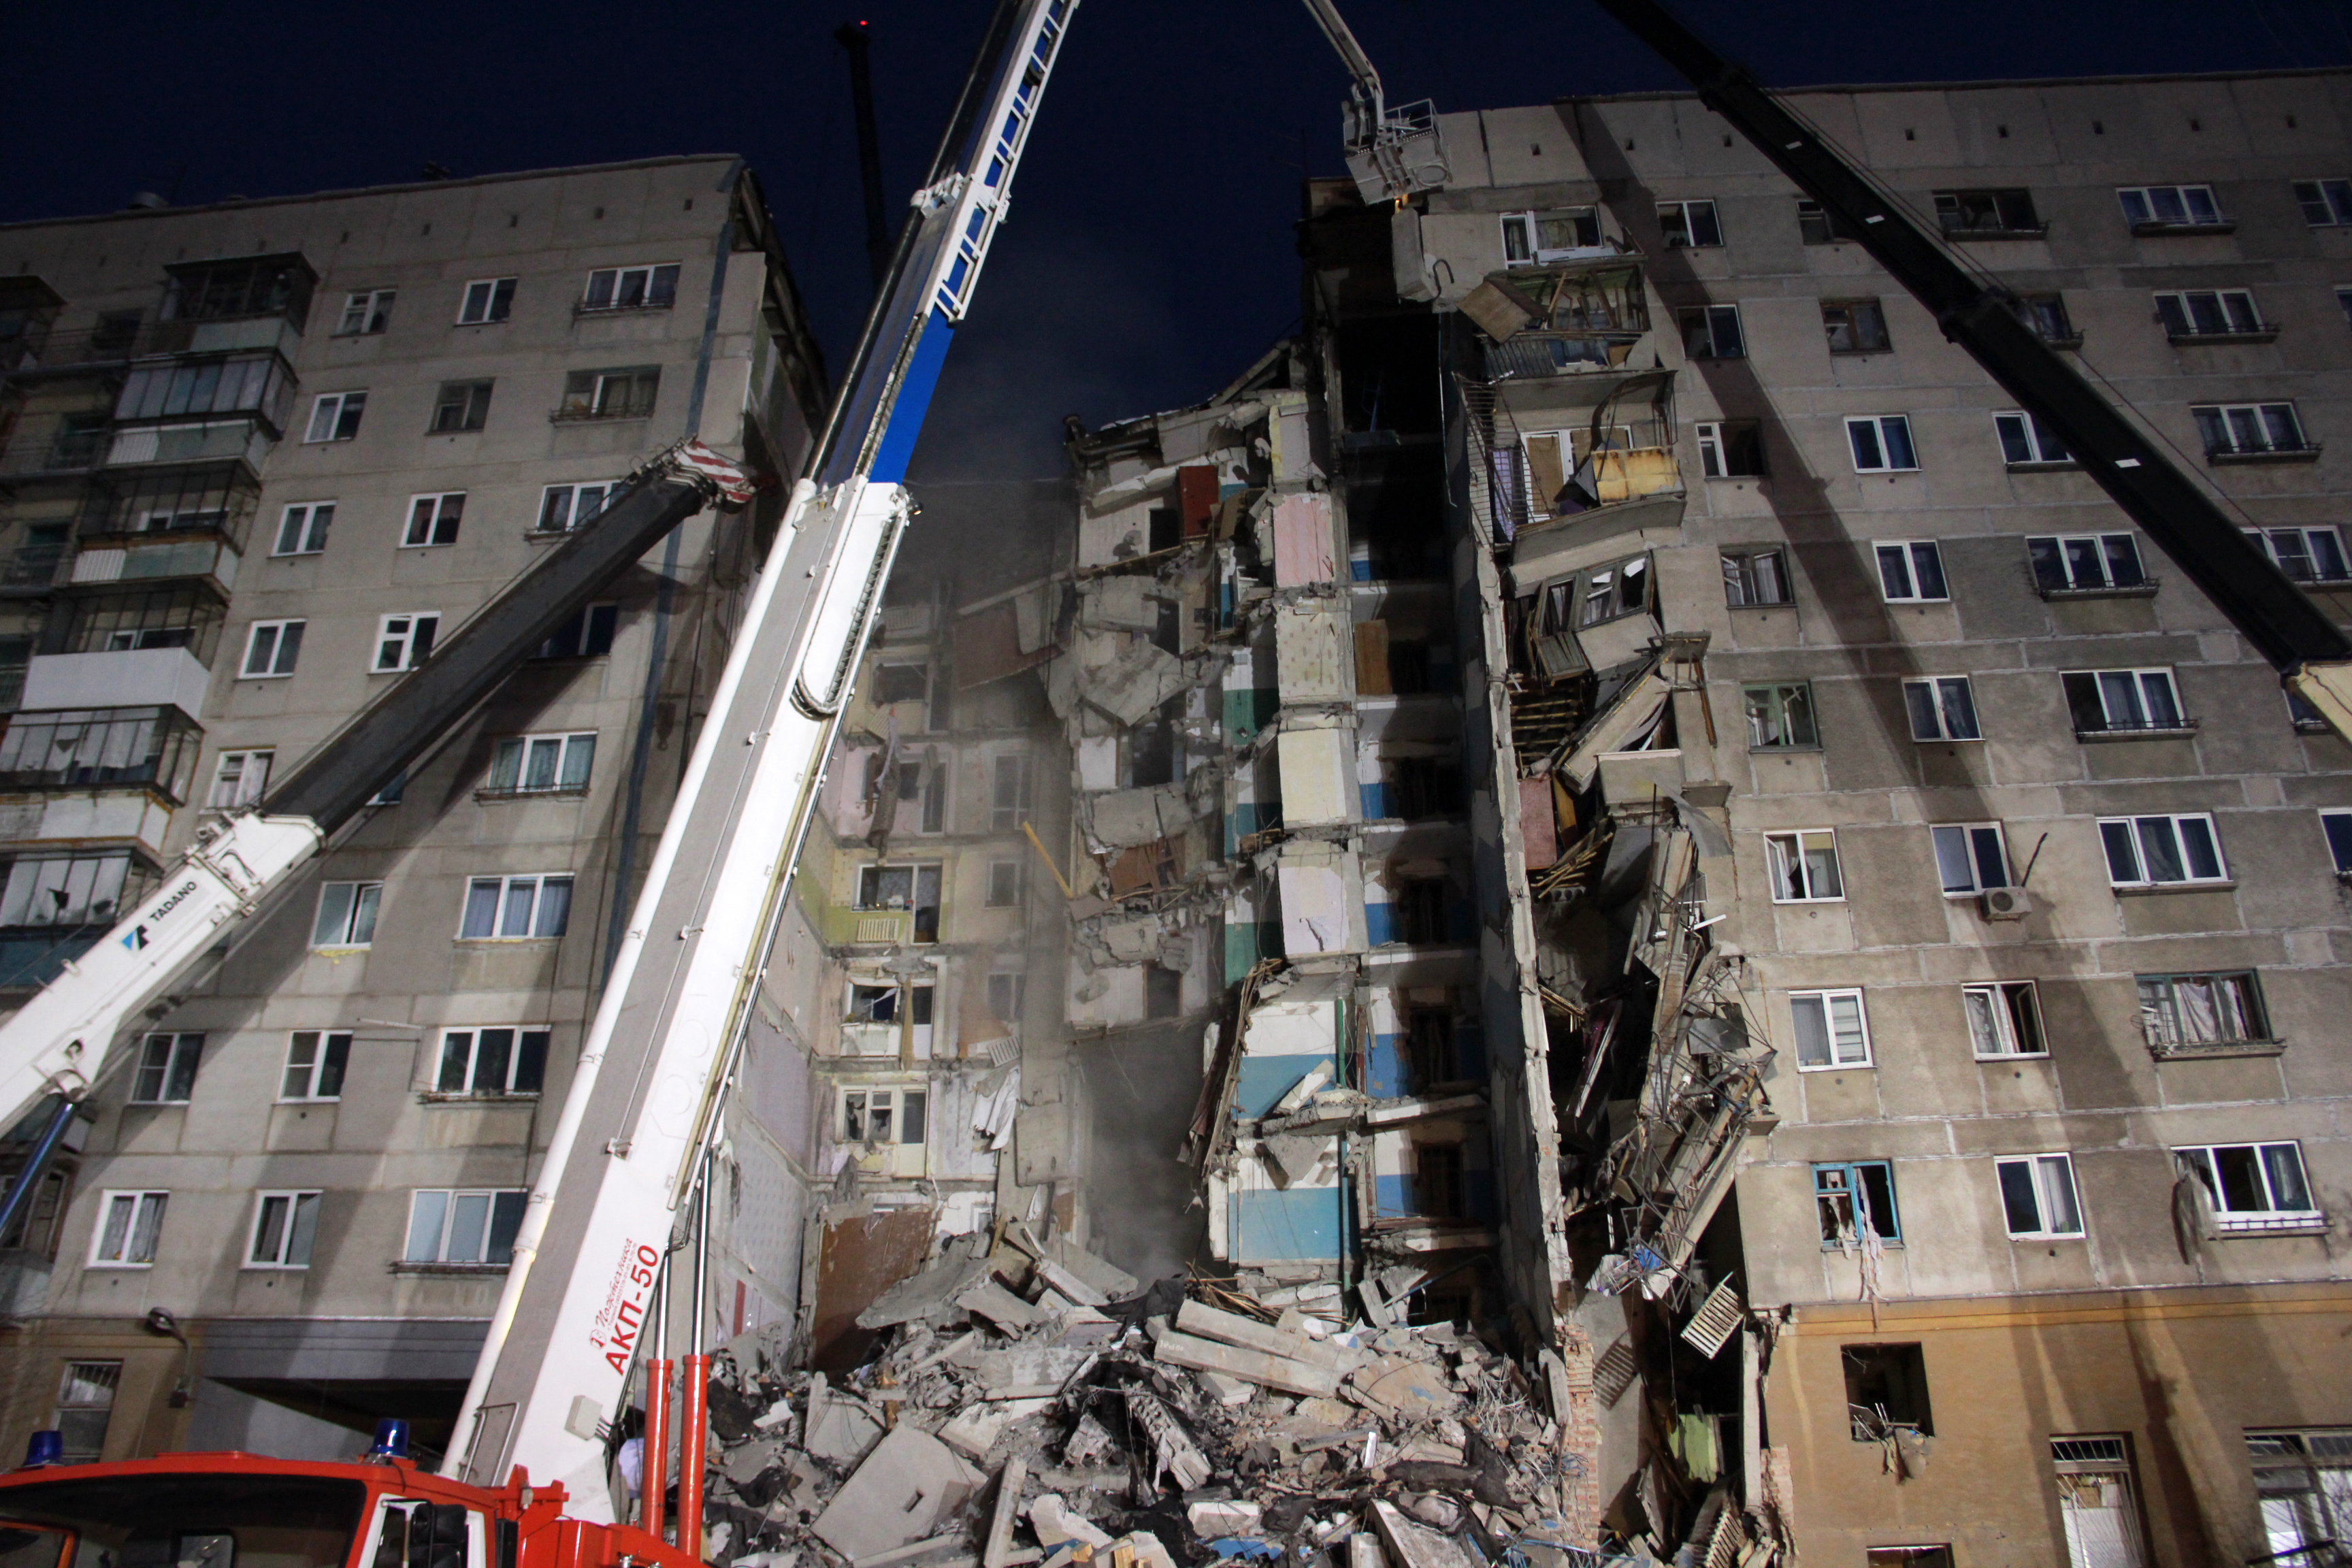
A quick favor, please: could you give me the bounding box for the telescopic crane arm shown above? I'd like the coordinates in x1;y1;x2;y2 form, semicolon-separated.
1591;0;2352;738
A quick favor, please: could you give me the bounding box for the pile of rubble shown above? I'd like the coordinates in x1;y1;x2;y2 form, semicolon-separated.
678;1223;1592;1568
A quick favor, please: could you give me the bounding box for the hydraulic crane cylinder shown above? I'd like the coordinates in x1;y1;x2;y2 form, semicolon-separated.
642;1261;672;1541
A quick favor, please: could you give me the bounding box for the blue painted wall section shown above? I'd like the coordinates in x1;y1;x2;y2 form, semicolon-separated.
1232;1186;1346;1262
1233;1055;1335;1120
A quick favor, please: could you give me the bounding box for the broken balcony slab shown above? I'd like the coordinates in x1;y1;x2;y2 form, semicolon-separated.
813;1426;977;1561
1154;1327;1342;1397
1088;782;1198;849
1173;1299;1360;1373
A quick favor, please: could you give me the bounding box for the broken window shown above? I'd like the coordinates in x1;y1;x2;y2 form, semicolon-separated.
2051;1437;2149;1568
1933;187;2041;235
1414;1143;1467;1218
1536;555;1651;630
429;379;493;434
1406;1008;1460;1089
986;972;1026;1024
1500;208;1601;265
1656;199;1722;248
1997;1154;2085;1238
2029;533;2142;592
1844;1343;1931;1437
2193;402;2310;457
1765;830;1844;902
1146;966;1183;1019
1822;298;1891;353
1791;989;1869;1070
1680;304;1746;359
1698;422;1767;480
1997;412;2073;466
1865;1550;1953;1568
1744;683;1817;751
873;661;930;706
1392;878;1451;946
2176;1143;2317;1230
2014;293;2076;344
1964;981;2046;1058
1932;823;2012;895
2247;525;2351;583
2138;972;2268;1050
2117;184;2222;230
918;764;947;833
534;602;618;659
2247;1428;2352;1556
985;858;1024;907
2157;289;2264;338
2323;811;2352;875
1392;757;1463;820
1720;546;1790;605
1850;417;1921;474
2065;668;2186;736
1797;199;1861;244
1904;676;1980;741
1818;1166;1901;1247
840;1087;927;1145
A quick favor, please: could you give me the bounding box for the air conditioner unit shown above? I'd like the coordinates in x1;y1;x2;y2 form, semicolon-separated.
1980;886;2034;920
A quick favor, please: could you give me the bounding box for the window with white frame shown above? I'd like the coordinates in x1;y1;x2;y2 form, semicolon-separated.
1679;304;1746;359
1996;1154;2085;1238
457;277;517;324
208;749;272;809
985;858;1024;908
1657;199;1722;247
1963;981;2046;1058
839;1085;928;1145
2294;179;2352;225
460;873;572;939
1932;823;2012;894
2100;815;2227;887
1904;676;1982;741
1720;546;1790;604
247;1190;321;1268
403;493;464;547
2064;668;2186;735
337;290;394;336
280;1031;350;1100
2174;1143;2319;1231
1797;199;1860;245
1849;416;1920;473
90;1190;167;1266
2194;403;2312;457
404;1189;526;1265
272;502;333;556
1936;187;2040;235
992;753;1032;831
372;612;440;672
535;602;618;659
2322;809;2352;875
2029;533;2144;593
1698;423;1767;480
919;764;947;834
2247;525;2351;583
556;367;660;421
2118;184;2223;229
487;732;595;795
2014;292;2076;344
581;263;681;312
311;881;382;948
52;1362;119;1463
1790;988;1871;1068
303;391;365;442
241;619;304;678
1744;683;1818;749
1874;540;1946;601
1995;410;2072;466
2247;1428;2352;1555
129;1032;203;1104
536;480;618;533
1501;209;1601;265
1765;830;1844;902
434;1026;550;1096
2138;970;2268;1051
2157;289;2265;338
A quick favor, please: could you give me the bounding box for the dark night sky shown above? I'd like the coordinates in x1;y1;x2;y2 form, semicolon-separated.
6;1;2349;478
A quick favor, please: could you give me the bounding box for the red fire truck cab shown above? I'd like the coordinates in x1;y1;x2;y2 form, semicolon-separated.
0;1450;698;1568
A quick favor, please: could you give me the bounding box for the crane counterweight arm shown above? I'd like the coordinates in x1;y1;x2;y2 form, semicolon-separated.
1591;0;2352;717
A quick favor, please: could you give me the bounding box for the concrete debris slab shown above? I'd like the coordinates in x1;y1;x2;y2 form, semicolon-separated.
805;1392;886;1467
1030;1257;1111;1308
1175;1300;1356;1373
813;1427;977;1561
982;1454;1028;1568
1043;1235;1139;1300
1357;1358;1465;1418
1090;783;1196;849
1126;1388;1213;1491
1028;1494;1115;1550
1155;1328;1341;1398
1369;1501;1482;1568
1198;1371;1256;1405
1087;640;1188;725
966;1343;1096;1393
857;1237;996;1329
957;1277;1046;1331
1062;1411;1117;1465
1188;1501;1264;1537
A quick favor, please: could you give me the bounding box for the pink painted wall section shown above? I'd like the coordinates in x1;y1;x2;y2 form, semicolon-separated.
1271;492;1336;587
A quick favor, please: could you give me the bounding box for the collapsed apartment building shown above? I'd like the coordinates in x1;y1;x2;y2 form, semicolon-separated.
756;67;2352;1568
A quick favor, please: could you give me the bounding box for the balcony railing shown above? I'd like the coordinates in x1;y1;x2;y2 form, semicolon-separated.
0;412;114;478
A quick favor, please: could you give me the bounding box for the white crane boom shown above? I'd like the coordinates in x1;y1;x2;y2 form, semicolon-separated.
444;0;1079;1509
